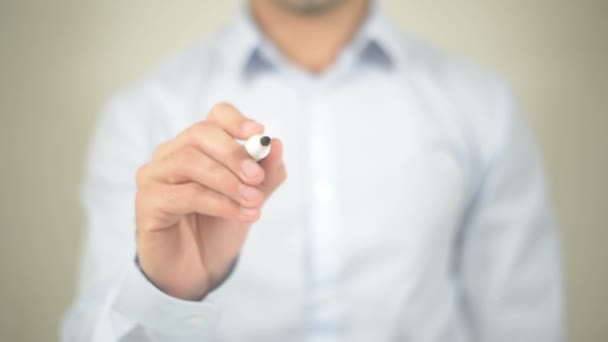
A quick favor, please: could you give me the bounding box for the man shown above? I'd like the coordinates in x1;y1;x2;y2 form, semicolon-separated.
62;0;563;340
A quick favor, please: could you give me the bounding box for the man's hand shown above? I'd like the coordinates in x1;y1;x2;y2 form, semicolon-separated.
135;103;286;300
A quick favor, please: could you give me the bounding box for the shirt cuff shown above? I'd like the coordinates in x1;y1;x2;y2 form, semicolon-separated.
112;260;220;336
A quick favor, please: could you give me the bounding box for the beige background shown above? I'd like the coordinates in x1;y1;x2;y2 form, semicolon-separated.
0;0;606;340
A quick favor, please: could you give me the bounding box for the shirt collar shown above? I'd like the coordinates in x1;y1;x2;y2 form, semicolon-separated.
350;2;401;70
223;0;403;79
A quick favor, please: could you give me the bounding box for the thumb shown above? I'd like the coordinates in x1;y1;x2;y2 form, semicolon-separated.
258;138;287;196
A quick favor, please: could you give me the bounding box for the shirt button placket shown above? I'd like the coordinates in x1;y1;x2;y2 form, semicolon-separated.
306;80;343;342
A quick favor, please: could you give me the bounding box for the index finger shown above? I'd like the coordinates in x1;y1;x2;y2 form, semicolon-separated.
152;102;263;162
206;102;264;140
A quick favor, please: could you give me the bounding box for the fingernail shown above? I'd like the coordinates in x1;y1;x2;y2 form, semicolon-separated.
239;184;262;201
240;207;259;218
241;120;263;135
242;159;262;179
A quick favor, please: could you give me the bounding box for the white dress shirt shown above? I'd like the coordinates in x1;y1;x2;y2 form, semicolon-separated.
62;4;563;342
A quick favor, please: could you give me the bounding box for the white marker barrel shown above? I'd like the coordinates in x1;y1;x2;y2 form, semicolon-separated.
244;134;271;161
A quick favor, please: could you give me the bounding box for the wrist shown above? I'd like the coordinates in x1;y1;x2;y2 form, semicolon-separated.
135;254;210;301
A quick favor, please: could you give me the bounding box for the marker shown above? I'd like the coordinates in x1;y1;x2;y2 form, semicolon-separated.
244;134;271;161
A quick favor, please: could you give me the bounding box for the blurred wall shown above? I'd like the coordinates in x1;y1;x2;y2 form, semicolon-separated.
0;0;606;341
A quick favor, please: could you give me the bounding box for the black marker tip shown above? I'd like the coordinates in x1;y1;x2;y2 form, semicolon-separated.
260;136;271;147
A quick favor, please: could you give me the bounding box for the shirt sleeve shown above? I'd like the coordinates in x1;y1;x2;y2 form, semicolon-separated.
457;84;564;341
60;89;220;341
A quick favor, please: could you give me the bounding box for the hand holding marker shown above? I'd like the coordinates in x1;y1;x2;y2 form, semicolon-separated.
134;103;286;301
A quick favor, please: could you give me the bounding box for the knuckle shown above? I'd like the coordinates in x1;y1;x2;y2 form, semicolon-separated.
136;186;157;212
181;147;200;165
169;148;197;173
190;121;205;137
161;186;177;211
209;102;235;118
135;163;152;186
134;187;147;206
152;141;169;160
189;121;213;142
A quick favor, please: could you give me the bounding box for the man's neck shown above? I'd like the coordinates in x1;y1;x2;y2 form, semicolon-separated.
250;0;369;74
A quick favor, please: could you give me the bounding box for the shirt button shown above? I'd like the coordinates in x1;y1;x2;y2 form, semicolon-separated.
185;314;205;326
